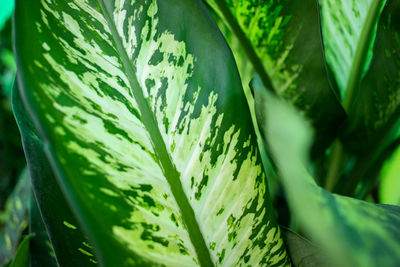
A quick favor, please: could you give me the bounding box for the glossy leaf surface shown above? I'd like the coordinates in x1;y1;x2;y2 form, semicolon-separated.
254;80;400;267
207;0;346;154
13;83;98;266
14;0;288;266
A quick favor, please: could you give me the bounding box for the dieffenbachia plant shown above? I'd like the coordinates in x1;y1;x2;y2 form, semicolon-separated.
319;0;380;99
319;0;400;194
13;85;97;266
13;0;289;266
208;0;400;265
253;79;400;267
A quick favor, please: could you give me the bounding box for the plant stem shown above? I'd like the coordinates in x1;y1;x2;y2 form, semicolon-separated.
324;140;344;191
324;0;386;191
213;0;276;93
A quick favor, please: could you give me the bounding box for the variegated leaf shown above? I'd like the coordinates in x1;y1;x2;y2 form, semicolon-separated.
319;0;385;98
254;78;400;267
14;0;289;266
12;84;97;266
342;1;400;154
206;0;346;155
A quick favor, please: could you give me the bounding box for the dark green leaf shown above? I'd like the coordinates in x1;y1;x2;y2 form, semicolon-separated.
14;0;289;266
12;84;97;266
281;227;328;267
29;194;58;267
254;79;400;267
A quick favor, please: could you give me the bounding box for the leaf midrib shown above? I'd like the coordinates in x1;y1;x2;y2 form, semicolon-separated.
97;1;214;266
342;0;386;111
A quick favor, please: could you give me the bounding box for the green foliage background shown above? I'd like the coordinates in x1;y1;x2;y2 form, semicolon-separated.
1;0;400;266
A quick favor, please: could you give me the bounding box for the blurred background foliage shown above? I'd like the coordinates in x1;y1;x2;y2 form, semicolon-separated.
0;0;26;236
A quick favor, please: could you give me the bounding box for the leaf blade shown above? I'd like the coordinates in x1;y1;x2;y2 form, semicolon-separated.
343;1;400;154
12;84;97;266
319;0;385;99
14;0;289;266
254;80;400;267
207;0;346;154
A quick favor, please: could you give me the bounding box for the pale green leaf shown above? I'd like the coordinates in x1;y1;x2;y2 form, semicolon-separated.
14;0;289;266
254;77;400;267
379;145;400;205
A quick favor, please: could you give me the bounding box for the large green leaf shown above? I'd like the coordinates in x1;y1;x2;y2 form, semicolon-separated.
14;0;289;266
13;83;97;266
206;0;346;155
319;0;384;98
254;79;400;267
343;1;400;154
206;8;282;204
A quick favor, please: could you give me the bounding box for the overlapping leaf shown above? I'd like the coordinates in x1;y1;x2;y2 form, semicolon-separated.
343;1;400;154
14;0;289;266
12;85;97;266
254;79;400;267
206;0;346;154
319;0;382;98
